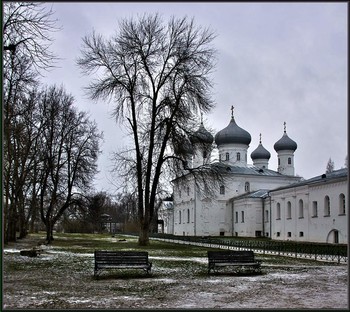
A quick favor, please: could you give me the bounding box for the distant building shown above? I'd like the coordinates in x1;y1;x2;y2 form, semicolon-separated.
157;199;174;234
171;108;348;244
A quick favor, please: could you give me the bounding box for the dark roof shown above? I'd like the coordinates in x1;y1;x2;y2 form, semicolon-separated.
211;162;289;177
172;161;303;184
233;189;270;200
270;168;348;192
215;117;251;146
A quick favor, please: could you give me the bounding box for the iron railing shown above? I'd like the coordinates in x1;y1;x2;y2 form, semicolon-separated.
150;233;348;264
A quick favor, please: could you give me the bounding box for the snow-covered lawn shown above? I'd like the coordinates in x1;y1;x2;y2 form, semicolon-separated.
3;235;348;309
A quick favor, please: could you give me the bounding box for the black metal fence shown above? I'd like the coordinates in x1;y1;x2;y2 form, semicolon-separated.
150;233;348;264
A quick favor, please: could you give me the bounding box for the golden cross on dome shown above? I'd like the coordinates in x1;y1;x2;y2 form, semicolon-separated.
259;133;262;144
284;121;287;133
231;105;234;118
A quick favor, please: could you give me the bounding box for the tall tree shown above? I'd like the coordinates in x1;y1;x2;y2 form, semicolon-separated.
37;86;102;243
77;14;219;245
3;1;59;243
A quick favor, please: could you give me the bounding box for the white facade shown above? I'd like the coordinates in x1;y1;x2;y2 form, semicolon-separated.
269;169;348;244
173;167;300;236
276;149;296;176
171;112;348;244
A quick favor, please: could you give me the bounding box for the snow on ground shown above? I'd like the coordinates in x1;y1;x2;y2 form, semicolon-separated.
3;237;348;309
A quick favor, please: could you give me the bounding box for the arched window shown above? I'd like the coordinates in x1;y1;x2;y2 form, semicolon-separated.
187;209;190;223
244;182;250;192
203;150;207;159
278;158;280;165
339;193;346;215
179;211;182;224
276;203;281;220
187;186;190;196
220;185;225;195
298;199;304;218
324;196;331;216
287;201;292;219
225;152;229;161
237;152;241;161
288;157;292;165
219;154;222;162
241;211;245;223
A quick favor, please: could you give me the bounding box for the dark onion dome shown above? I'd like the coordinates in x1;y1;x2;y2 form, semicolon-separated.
190;122;214;145
215;116;251;146
174;137;194;155
274;123;297;152
251;140;271;160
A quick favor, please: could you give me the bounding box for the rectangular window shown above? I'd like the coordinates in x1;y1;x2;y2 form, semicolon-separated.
287;232;292;237
287;201;292;219
235;211;238;223
220;185;225;194
241;211;245;223
276;232;280;237
312;201;318;217
299;232;304;237
265;210;269;222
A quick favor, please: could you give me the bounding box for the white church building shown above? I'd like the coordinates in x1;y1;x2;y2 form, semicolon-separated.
167;108;348;244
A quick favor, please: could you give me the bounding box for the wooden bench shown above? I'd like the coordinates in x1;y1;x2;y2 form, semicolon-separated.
94;251;152;277
208;250;262;274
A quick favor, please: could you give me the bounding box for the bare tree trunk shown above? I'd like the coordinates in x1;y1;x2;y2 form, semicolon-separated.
45;220;54;243
7;202;18;242
138;221;150;246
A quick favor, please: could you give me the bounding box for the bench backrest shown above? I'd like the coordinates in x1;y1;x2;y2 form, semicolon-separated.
208;250;255;263
95;251;149;265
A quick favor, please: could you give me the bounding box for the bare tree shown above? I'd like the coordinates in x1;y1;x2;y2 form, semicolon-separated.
3;1;60;73
3;1;60;242
78;14;219;245
36;86;102;243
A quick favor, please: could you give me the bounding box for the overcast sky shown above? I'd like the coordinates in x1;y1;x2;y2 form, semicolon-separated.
41;2;347;195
